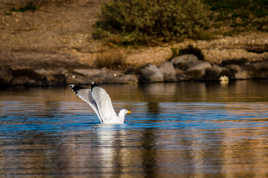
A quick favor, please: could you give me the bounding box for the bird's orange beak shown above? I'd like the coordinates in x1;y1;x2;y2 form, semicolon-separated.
127;110;132;114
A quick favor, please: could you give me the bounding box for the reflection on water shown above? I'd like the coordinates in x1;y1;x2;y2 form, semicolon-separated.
0;81;268;177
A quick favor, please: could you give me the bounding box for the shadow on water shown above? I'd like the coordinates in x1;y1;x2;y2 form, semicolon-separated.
0;81;268;177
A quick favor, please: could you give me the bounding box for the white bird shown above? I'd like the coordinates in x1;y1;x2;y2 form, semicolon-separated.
70;84;131;124
219;75;229;85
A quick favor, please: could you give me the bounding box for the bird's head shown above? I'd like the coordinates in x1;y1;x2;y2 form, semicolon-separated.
118;109;131;120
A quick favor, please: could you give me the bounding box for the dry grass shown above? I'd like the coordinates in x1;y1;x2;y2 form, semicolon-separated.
94;50;125;69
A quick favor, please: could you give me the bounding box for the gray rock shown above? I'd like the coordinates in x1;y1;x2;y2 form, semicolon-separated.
139;64;164;82
252;60;268;71
70;68;138;84
175;69;189;81
71;68;108;84
225;64;250;80
112;74;138;84
205;64;230;80
171;54;200;70
73;69;105;77
249;60;268;79
9;68;67;86
210;64;225;74
35;68;66;85
235;70;250;79
187;61;212;72
225;64;242;72
159;62;177;82
11;68;44;86
186;61;212;80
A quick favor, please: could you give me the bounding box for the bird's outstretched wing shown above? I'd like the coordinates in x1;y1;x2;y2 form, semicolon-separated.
70;85;103;122
91;86;117;122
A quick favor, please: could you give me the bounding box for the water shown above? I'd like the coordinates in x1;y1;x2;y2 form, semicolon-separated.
1;81;268;177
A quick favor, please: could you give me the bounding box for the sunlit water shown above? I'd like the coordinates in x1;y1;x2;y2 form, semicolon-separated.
1;81;268;177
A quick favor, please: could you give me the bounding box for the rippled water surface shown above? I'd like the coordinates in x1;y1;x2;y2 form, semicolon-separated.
1;81;268;177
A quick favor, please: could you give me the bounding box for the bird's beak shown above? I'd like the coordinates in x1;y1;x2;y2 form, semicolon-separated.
127;110;132;114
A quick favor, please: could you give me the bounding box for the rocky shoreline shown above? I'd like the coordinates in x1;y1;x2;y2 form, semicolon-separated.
1;51;268;87
1;31;267;87
0;1;267;87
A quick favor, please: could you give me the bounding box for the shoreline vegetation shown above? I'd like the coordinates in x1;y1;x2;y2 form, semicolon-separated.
94;0;267;45
0;0;267;87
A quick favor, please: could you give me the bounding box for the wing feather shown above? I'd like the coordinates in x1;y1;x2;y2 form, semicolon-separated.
71;86;103;122
92;87;117;122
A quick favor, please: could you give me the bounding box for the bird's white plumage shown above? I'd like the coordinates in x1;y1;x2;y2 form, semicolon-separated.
71;85;130;124
92;87;118;123
74;88;103;122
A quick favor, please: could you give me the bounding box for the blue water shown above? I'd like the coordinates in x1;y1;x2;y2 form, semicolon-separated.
1;81;268;177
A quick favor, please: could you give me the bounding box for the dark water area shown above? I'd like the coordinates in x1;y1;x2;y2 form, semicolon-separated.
0;81;268;177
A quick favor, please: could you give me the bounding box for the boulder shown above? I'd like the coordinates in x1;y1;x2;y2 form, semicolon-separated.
225;64;242;72
35;68;67;86
252;60;268;71
235;70;250;79
71;68;108;84
70;68;138;84
9;68;67;86
171;54;200;70
11;69;44;86
112;74;138;84
205;64;230;80
175;68;189;81
139;64;164;82
158;62;177;82
250;60;268;79
187;61;212;72
186;61;212;80
224;64;247;80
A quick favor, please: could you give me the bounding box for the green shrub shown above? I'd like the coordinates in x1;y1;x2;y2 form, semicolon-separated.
205;0;268;16
204;0;268;27
94;0;211;45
